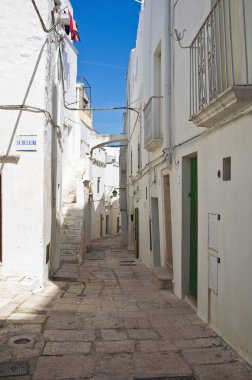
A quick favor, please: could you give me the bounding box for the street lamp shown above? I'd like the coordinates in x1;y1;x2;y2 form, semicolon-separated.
112;188;125;197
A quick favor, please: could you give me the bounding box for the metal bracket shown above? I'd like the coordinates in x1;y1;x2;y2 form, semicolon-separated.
0;155;20;164
174;29;190;49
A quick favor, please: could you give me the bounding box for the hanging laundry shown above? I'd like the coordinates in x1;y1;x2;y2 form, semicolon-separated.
67;10;80;42
73;20;81;42
68;10;74;39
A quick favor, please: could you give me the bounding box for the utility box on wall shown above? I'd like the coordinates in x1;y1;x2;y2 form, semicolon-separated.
208;213;220;294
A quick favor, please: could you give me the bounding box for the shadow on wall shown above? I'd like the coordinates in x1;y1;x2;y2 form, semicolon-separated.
0;38;48;174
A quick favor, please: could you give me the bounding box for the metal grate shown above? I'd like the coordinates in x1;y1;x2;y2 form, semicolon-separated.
88;258;105;261
134;377;196;380
0;361;28;377
120;263;136;266
13;338;31;345
53;276;78;282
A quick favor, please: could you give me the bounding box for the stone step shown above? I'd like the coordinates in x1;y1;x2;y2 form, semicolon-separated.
60;243;80;250
152;266;173;289
0;275;42;292
63;217;81;222
61;226;80;232
63;187;76;195
63;182;76;190
61;236;81;244
62;230;81;236
66;174;83;180
62;195;76;204
61;230;80;237
60;255;79;264
62;228;81;235
62;206;83;216
60;249;80;256
63;217;82;225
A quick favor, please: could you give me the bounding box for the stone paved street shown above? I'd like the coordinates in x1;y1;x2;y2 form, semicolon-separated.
0;237;252;379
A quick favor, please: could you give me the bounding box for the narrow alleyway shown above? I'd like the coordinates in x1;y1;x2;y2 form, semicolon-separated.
0;237;252;379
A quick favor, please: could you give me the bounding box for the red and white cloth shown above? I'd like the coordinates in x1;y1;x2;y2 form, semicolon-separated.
68;10;80;42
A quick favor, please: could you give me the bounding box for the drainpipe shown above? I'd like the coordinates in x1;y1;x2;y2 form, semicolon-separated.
163;0;172;164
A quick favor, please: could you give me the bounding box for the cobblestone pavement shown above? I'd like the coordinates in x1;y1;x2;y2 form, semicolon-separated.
0;236;252;379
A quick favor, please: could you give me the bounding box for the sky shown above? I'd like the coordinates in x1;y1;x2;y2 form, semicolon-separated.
70;0;141;134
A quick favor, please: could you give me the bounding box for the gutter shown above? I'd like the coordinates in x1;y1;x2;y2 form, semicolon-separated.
163;0;173;165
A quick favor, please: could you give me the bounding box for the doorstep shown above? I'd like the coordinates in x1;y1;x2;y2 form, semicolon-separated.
0;275;42;292
152;266;173;289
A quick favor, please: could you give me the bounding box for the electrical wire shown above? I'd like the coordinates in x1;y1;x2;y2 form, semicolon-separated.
58;37;139;115
127;97;140;106
65;104;139;114
166;125;216;150
127;112;140;144
0;0;139;154
126;154;168;188
0;104;54;126
31;0;60;34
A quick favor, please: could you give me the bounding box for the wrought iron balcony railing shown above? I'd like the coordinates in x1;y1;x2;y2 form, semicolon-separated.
190;0;252;126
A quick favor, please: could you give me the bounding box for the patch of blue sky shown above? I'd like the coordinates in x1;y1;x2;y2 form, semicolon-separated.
71;0;140;134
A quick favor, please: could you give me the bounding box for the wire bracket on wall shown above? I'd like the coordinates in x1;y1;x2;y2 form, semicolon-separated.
174;29;190;49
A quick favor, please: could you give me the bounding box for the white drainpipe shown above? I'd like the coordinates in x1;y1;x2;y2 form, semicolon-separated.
163;0;172;164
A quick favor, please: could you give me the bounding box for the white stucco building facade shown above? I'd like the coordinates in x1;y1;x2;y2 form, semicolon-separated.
0;0;79;288
125;0;252;365
90;146;121;241
63;84;121;248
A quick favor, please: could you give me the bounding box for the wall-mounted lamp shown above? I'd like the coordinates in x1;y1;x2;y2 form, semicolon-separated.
112;187;126;197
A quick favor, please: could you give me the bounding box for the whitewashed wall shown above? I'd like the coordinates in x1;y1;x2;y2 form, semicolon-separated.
126;0;170;267
172;0;252;364
90;146;120;241
126;0;252;365
0;0;78;285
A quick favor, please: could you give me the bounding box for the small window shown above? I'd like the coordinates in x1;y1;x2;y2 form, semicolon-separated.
137;141;141;169
131;150;133;175
97;177;101;193
46;243;50;264
223;157;231;181
149;219;152;251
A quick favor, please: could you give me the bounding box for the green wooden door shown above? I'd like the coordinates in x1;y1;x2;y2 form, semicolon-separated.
134;208;139;259
190;157;198;298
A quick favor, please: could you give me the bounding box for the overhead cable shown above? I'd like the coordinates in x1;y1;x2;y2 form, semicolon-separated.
31;0;59;33
58;45;139;115
0;104;54;125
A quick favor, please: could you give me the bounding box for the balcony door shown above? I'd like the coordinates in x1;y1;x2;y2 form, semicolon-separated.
189;157;198;298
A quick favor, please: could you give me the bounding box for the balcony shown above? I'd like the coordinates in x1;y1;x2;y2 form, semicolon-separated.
190;0;252;128
144;97;163;151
